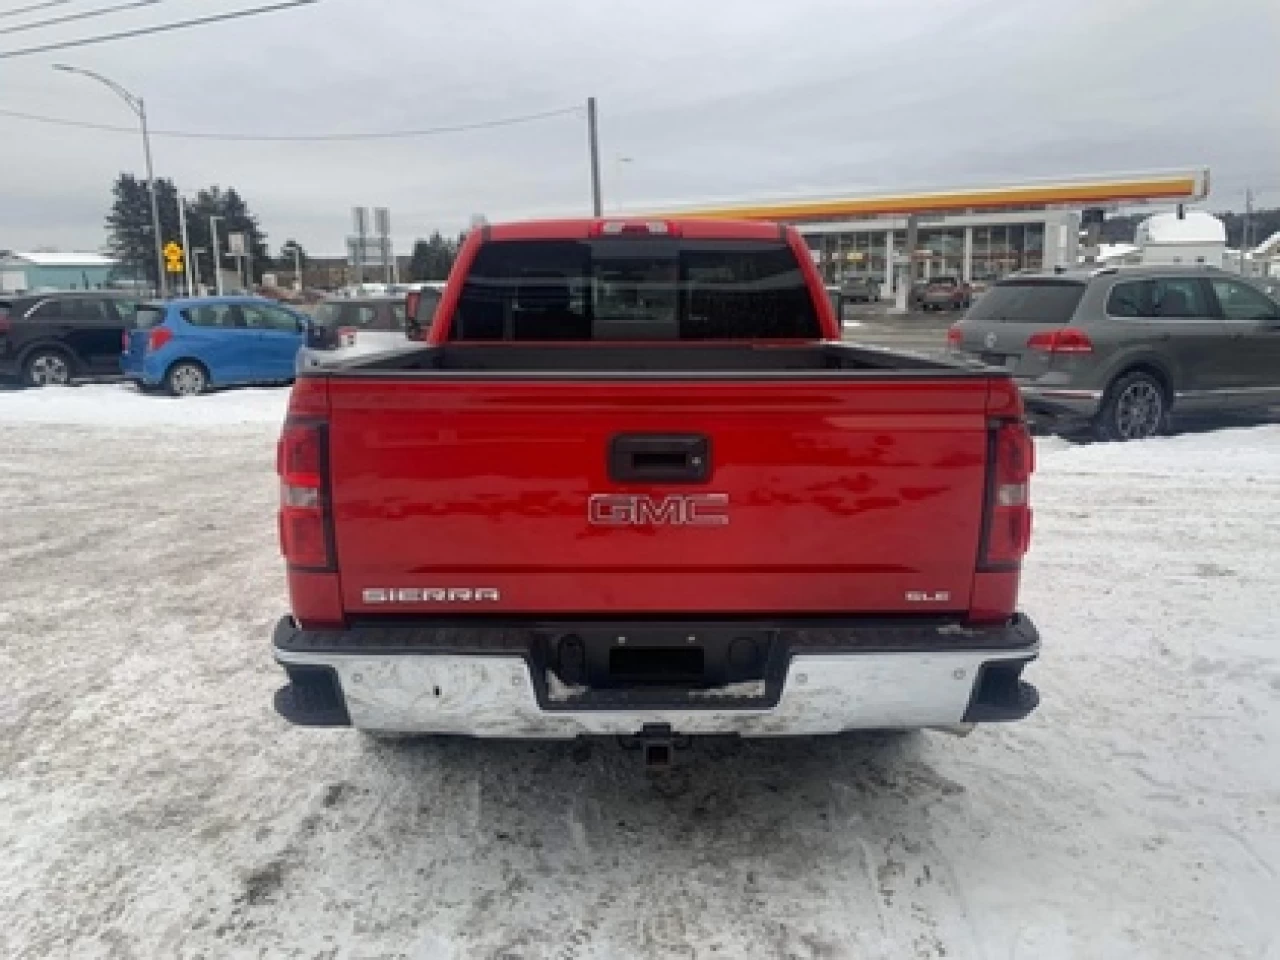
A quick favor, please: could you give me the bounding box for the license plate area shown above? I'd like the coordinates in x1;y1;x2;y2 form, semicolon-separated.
536;625;783;709
609;646;705;685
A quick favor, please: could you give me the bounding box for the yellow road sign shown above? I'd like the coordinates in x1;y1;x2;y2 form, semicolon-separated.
164;241;184;273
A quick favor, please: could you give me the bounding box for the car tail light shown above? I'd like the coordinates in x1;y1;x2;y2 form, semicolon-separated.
337;326;357;348
277;419;332;570
946;324;964;348
121;330;129;353
147;326;173;352
0;315;11;336
1026;327;1093;354
981;420;1034;569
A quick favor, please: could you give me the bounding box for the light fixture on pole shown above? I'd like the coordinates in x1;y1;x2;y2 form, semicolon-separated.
53;63;167;298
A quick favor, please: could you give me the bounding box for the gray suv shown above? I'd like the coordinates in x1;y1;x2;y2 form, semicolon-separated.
948;265;1280;440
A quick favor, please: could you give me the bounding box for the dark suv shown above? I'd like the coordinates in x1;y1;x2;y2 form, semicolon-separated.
948;265;1280;440
0;291;141;386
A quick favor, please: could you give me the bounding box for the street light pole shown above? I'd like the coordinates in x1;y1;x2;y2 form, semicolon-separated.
190;248;206;292
209;215;224;296
54;64;167;298
178;193;192;296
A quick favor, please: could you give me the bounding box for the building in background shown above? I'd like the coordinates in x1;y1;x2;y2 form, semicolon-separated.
1243;231;1280;278
0;252;120;293
652;169;1209;296
1134;210;1226;267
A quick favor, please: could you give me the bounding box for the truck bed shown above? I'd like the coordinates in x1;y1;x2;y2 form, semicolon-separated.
334;340;981;375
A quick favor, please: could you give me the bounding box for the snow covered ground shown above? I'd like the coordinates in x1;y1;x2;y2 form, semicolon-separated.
1;386;1277;959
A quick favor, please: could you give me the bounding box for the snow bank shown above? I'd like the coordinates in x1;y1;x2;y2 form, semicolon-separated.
0;383;289;427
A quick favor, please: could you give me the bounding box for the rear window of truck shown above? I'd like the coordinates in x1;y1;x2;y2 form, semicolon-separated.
451;239;822;341
964;279;1086;324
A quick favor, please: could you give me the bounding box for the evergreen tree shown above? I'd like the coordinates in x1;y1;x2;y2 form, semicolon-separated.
406;231;460;281
108;174;274;291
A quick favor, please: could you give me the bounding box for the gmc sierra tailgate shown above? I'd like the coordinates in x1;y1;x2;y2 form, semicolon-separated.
323;373;993;615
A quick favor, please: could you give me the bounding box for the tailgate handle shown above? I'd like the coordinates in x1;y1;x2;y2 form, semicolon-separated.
609;434;710;484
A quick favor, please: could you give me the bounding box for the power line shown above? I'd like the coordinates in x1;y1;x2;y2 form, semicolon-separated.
0;0;317;58
0;0;164;37
0;103;584;140
0;0;71;20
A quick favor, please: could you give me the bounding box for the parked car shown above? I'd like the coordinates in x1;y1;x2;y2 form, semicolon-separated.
920;275;973;311
296;295;410;372
0;291;142;386
840;274;880;303
121;297;310;396
270;217;1040;748
403;281;448;340
908;279;931;308
947;265;1280;440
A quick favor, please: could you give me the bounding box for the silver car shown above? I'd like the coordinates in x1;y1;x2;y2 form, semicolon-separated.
948;265;1280;440
295;296;411;372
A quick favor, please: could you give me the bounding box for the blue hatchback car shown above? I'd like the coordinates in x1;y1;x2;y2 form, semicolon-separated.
122;297;311;396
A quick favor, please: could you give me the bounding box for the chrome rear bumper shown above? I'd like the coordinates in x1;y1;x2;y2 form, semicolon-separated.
272;616;1040;738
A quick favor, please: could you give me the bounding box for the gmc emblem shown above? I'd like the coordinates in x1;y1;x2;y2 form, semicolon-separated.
588;493;729;527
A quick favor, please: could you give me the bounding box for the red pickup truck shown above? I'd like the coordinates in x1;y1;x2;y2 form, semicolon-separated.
271;218;1039;759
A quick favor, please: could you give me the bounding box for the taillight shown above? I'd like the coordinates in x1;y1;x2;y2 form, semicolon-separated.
277;420;332;570
1026;327;1093;353
946;324;964;349
981;421;1034;569
0;316;12;336
337;326;357;348
147;326;173;352
121;330;129;353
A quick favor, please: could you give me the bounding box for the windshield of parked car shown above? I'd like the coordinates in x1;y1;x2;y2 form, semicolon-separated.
965;279;1087;323
452;238;822;340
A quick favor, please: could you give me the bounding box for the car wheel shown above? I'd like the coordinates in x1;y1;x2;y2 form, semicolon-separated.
1094;371;1168;441
165;361;207;397
23;349;74;387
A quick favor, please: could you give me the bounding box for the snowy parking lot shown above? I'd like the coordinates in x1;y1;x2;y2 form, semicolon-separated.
1;385;1277;959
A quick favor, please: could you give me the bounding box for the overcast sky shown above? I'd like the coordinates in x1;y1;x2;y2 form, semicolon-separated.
1;0;1277;255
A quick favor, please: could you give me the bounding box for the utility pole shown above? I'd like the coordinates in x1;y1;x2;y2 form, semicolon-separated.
587;96;602;217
